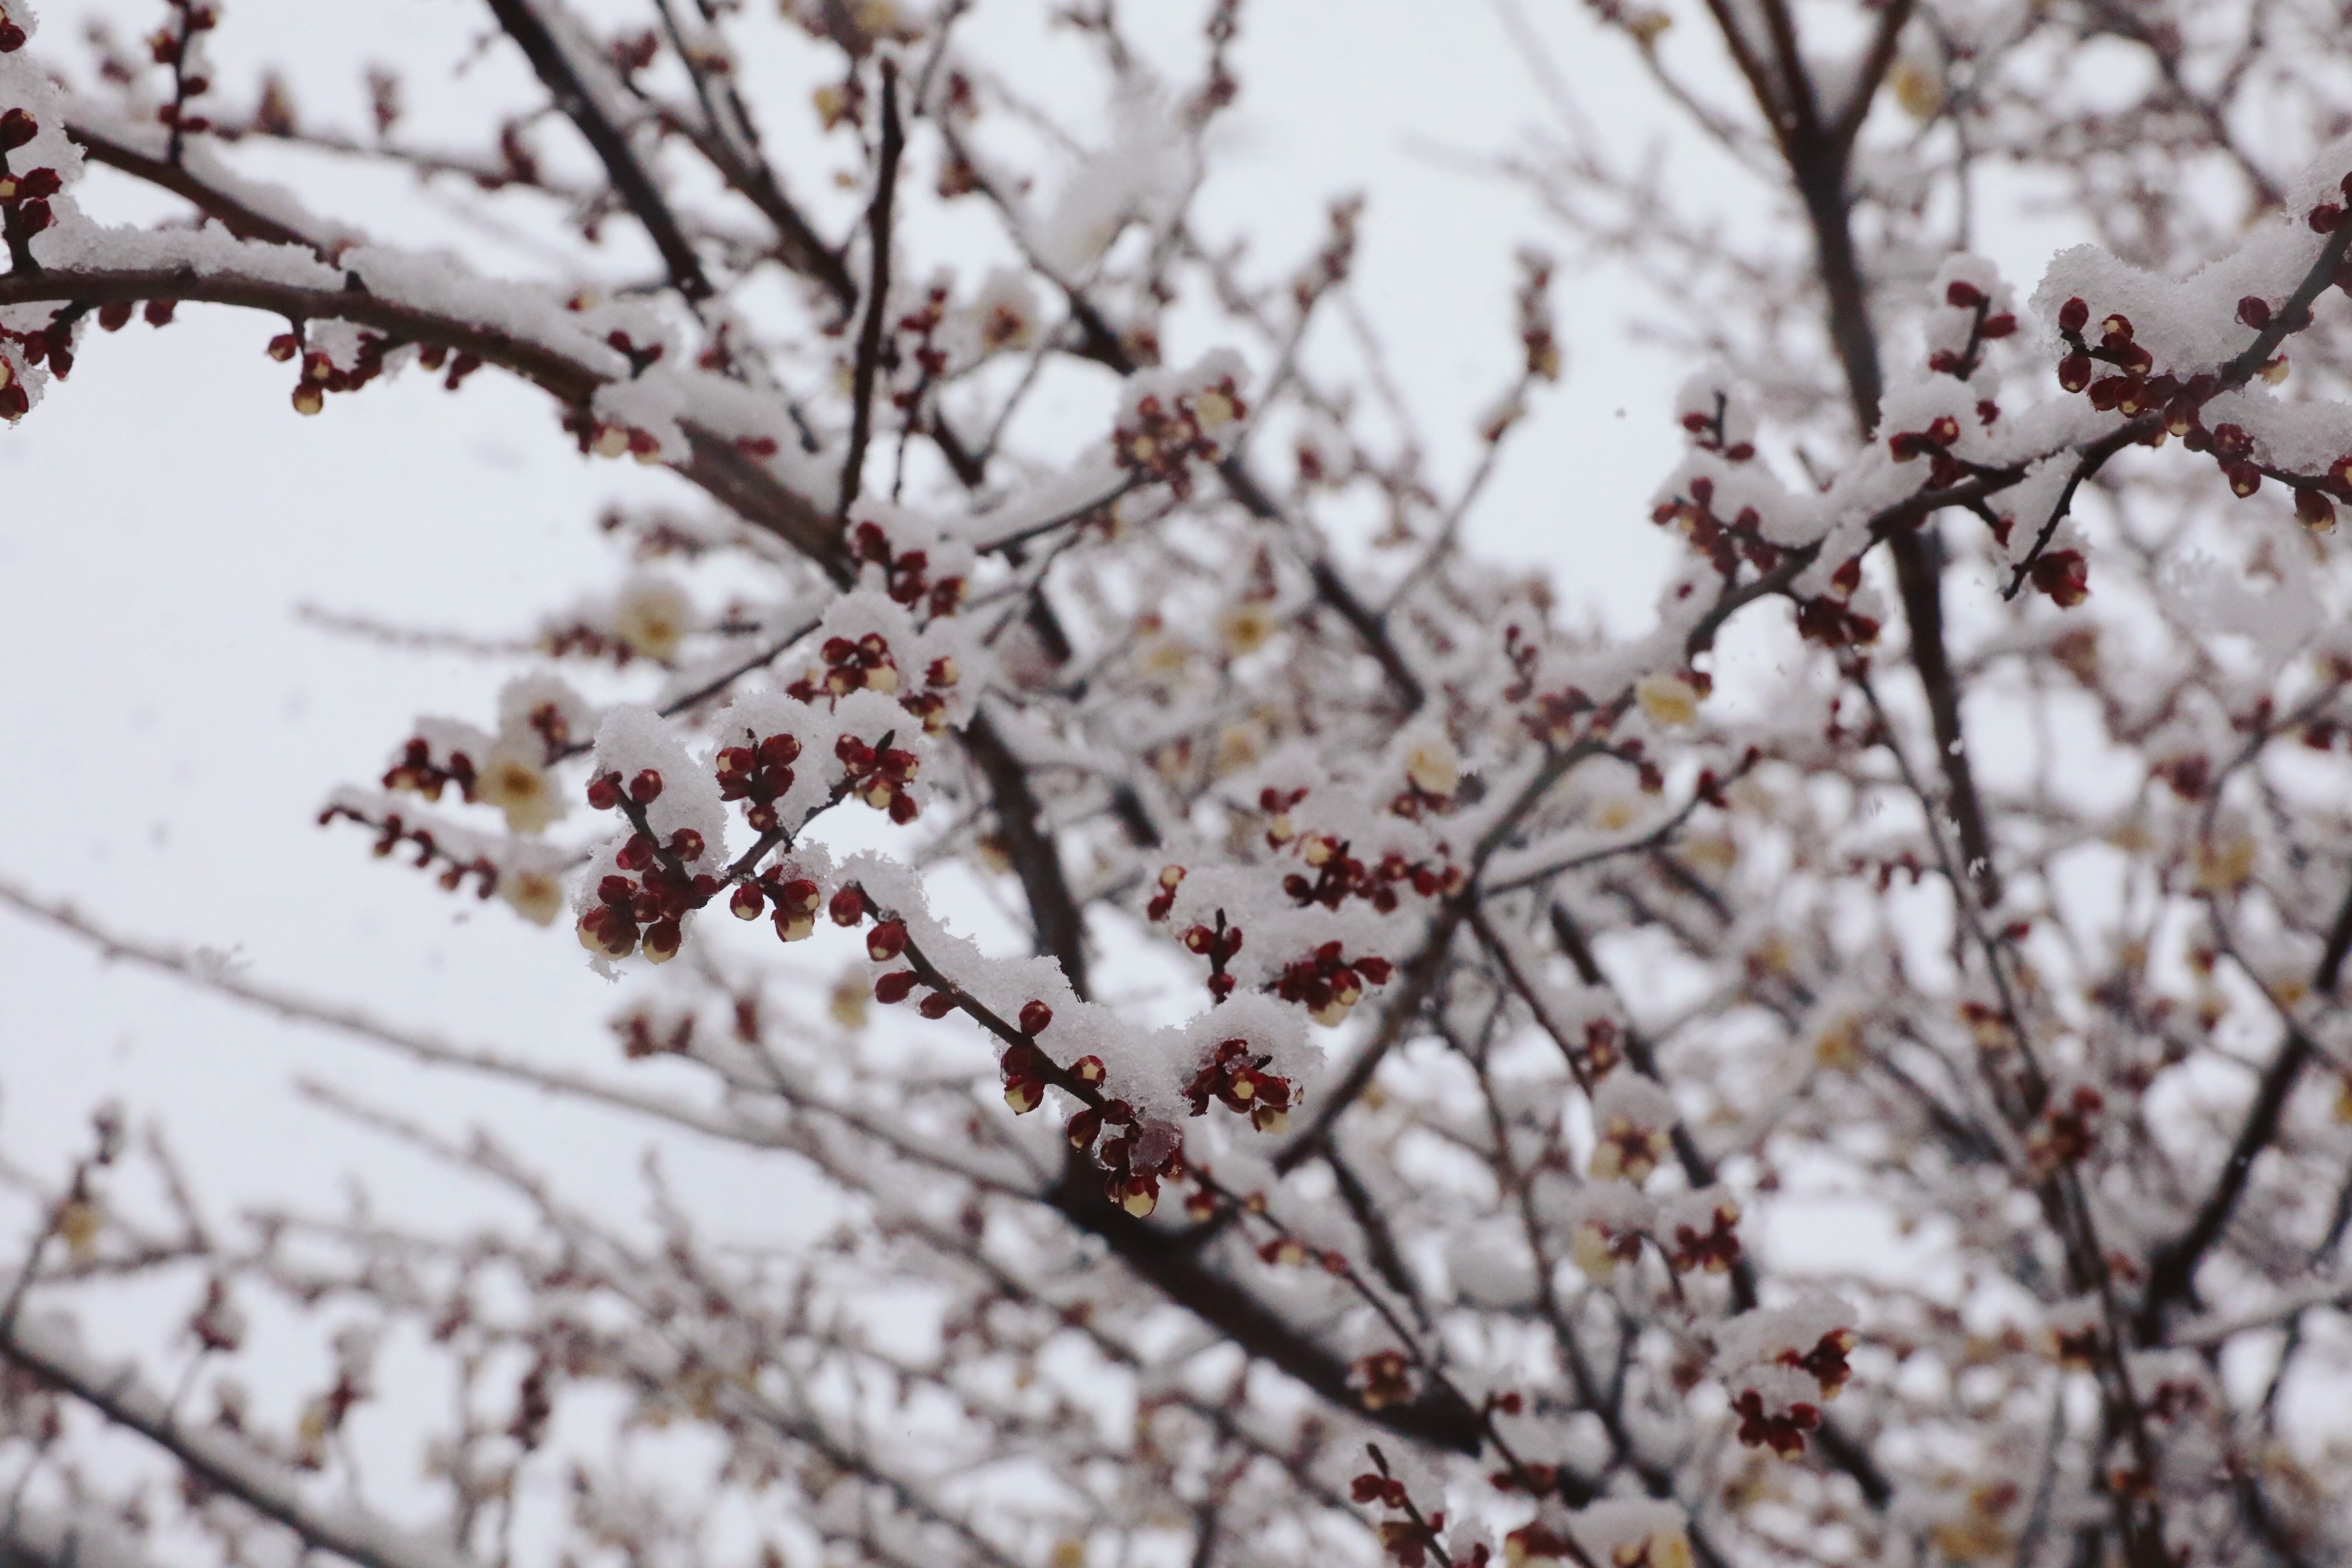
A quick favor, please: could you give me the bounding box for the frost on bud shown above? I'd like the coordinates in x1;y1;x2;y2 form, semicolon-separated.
1019;1000;1053;1035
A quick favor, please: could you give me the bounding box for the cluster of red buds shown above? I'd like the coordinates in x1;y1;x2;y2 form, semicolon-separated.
1501;625;1609;746
1111;374;1246;499
1666;1194;1744;1275
2027;1083;2106;1172
1928;278;2017;380
2141;1366;2214;1425
577;768;718;962
1731;1386;1821;1458
1178;914;1244;1000
382;736;478;802
714;730;800;831
849;520;967;620
150;1;219;139
615;1008;694;1059
1146;863;1186;922
1274;942;1394;1026
2053;300;2157;407
1349;1455;1472;1568
601;327;666;377
1887;412;1974;489
1274;828;1459;915
317;802;499;897
1780;1326;1857;1398
890;282;952;398
1793;587;1882;649
0;108;61;251
1679;390;1756;461
1067;1085;1184;1219
792;631;902;698
834;732;921;822
1651;475;1783;581
2046;287;2348;538
1578;1017;1625;1080
271;329;403;417
1350;1349;1418;1413
1181;1037;1296;1133
726;871;822;939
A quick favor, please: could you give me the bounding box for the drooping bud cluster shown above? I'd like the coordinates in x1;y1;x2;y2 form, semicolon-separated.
576;766;720;963
1180;1036;1294;1133
1714;1295;1858;1458
1110;357;1248;499
833;730;921;822
849;518;967;619
1272;942;1392;1027
715;731;802;832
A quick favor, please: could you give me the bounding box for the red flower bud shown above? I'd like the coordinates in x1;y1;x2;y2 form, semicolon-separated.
1019;1000;1053;1035
2296;487;2336;532
866;919;908;961
629;768;663;803
729;883;764;919
1945;281;1984;309
828;886;867;926
2030;549;2090;608
874;970;918;1005
2238;295;2272;330
2057;297;2090;335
